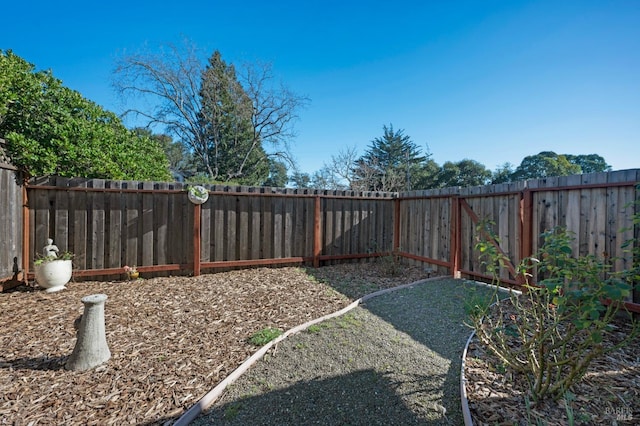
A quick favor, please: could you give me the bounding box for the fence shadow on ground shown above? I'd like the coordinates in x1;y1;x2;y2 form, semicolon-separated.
194;369;433;426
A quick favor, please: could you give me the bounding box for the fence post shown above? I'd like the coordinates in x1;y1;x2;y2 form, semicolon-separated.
193;203;201;276
519;188;533;284
22;181;30;281
313;196;321;268
450;195;461;278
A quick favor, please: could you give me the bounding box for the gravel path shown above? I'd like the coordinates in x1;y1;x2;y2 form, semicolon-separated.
193;278;492;425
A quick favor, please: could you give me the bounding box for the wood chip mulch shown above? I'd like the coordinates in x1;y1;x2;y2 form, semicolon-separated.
0;263;428;425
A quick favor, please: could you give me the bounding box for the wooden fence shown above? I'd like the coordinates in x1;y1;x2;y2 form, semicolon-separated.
3;169;640;309
398;169;640;311
0;146;24;289
23;177;395;278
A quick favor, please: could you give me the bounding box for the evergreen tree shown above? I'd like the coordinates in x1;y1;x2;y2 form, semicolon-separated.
491;162;515;184
263;159;288;187
114;41;308;186
199;51;269;185
353;124;427;191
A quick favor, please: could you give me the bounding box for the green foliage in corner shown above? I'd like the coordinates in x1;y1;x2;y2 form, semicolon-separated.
0;50;170;180
470;219;639;401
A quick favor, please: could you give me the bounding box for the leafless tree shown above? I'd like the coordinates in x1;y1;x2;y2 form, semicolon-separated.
323;145;359;189
112;40;309;182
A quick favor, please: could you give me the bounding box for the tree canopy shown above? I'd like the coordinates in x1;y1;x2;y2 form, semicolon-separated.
198;51;269;184
353;124;430;192
297;134;613;191
435;159;492;188
0;50;170;180
510;151;610;181
113;42;308;186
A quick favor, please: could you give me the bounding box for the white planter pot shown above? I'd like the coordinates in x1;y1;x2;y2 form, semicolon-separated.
35;259;73;292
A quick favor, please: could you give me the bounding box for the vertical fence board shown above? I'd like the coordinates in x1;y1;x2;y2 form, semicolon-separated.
124;181;139;267
69;179;87;269
140;182;154;267
212;192;224;261
342;197;352;256
333;196;343;260
54;179;69;253
89;180;106;270
106;181;123;269
323;194;333;260
250;188;261;259
421;198;430;261
0;167;22;279
261;193;273;259
237;187;250;261
284;189;294;258
226;192;237;261
199;188;210;264
272;192;283;259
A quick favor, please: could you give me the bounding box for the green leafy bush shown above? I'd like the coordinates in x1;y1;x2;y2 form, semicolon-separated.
470;220;639;401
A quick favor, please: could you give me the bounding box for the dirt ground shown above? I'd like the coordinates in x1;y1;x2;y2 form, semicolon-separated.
0;263;427;425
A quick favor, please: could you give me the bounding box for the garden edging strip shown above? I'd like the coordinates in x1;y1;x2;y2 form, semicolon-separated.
460;282;521;426
173;275;443;426
461;331;476;426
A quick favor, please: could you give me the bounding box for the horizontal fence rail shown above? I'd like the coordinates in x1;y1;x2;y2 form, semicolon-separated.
2;170;639;310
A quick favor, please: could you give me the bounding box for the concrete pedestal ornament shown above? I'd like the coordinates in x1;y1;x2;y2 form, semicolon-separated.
66;294;111;371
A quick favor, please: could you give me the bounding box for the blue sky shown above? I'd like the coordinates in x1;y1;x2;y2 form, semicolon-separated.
4;0;639;175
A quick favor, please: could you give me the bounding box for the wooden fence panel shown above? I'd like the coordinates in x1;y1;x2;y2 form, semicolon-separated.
16;170;638;312
106;180;122;269
0;168;22;280
456;183;523;281
610;170;639;273
398;188;454;274
69;179;87;268
250;188;262;259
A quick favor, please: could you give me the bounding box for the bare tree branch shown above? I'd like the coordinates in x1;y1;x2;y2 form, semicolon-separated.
113;41;309;185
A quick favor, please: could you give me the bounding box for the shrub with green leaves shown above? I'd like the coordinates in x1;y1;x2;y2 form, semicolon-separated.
1;50;170;180
470;220;639;401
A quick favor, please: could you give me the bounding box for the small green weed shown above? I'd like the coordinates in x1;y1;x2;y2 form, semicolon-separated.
462;283;498;319
224;403;242;419
335;313;363;329
248;327;283;346
307;324;323;333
